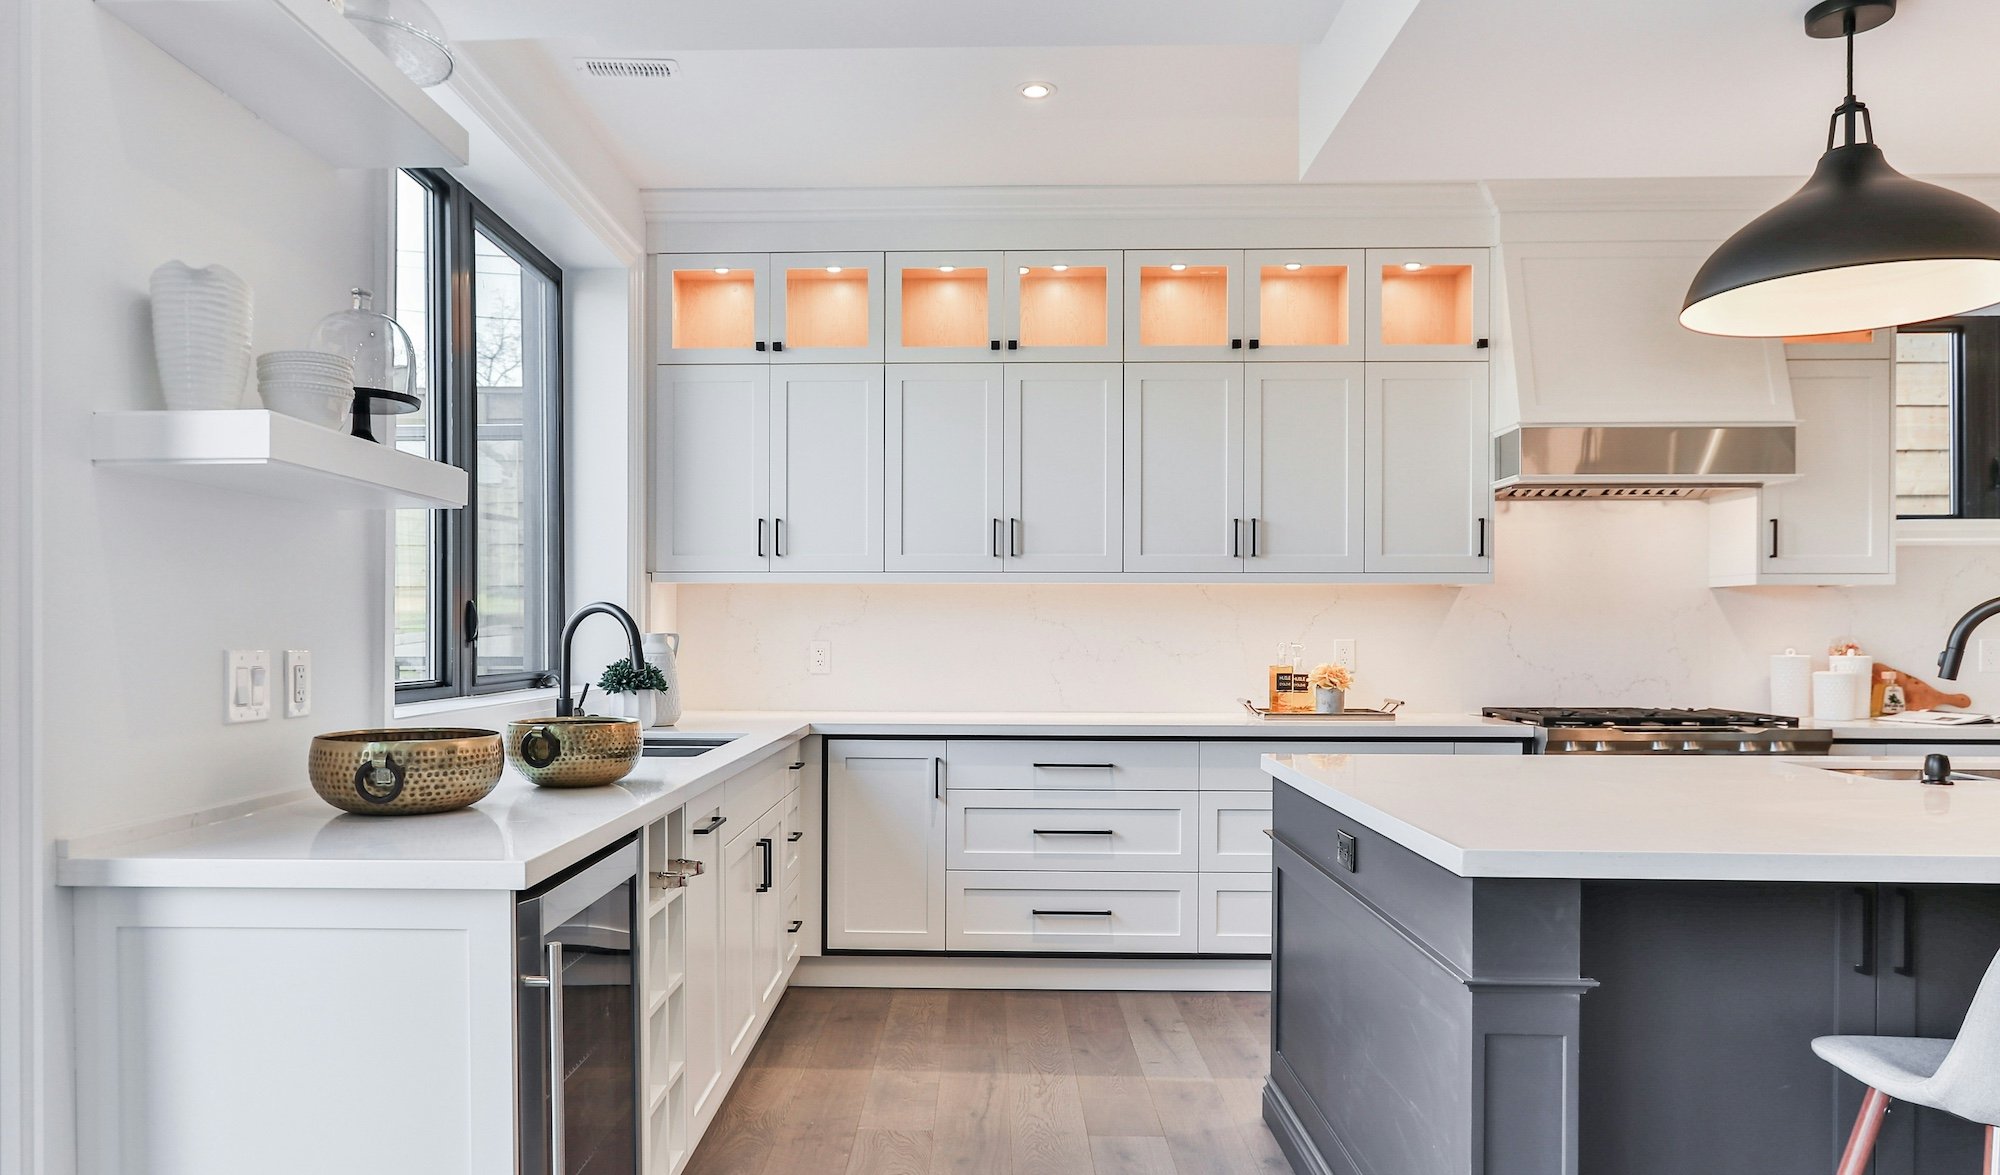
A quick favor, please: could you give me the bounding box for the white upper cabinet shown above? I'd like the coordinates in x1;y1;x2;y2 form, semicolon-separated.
887;252;1005;363
652;365;771;575
1365;362;1492;574
1124;250;1245;362
1005;364;1124;573
1497;241;1789;425
1365;248;1490;362
1709;358;1895;586
1245;363;1365;573
1002;251;1124;362
768;366;885;573
657;254;771;364
770;252;884;363
885;364;1006;573
1245;250;1364;362
1123;363;1245;574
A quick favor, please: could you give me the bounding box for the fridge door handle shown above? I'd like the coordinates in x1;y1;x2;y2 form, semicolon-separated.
520;941;565;1174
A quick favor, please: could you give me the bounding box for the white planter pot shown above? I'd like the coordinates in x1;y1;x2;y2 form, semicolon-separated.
612;689;675;729
149;261;253;411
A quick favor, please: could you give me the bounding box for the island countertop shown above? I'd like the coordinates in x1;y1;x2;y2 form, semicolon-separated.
1265;751;2000;883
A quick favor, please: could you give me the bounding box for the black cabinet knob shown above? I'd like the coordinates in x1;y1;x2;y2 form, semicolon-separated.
1231;338;1243;349
754;341;767;352
990;340;1001;350
772;341;785;352
1007;340;1019;350
1248;339;1260;349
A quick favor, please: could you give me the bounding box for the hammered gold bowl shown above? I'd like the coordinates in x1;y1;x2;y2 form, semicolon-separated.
308;728;503;815
505;716;642;788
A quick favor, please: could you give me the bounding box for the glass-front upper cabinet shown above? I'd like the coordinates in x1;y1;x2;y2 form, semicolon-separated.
657;254;770;364
1124;250;1244;362
1364;247;1489;361
771;251;884;363
887;252;1004;362
1001;251;1123;362
1245;249;1364;362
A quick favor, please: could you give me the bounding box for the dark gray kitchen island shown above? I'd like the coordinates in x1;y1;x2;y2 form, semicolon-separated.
1262;752;2000;1175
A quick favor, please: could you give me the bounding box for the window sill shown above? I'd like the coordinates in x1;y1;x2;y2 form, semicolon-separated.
1896;518;2000;546
393;687;558;723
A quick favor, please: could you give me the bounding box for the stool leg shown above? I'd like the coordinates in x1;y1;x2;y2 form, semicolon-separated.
1837;1088;1890;1175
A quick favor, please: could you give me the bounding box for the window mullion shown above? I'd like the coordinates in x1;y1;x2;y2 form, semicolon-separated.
450;180;480;695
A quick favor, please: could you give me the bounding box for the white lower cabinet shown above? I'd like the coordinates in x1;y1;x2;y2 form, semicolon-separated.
947;789;1198;872
1198;873;1273;954
1199;790;1273;873
825;740;948;950
945;870;1200;953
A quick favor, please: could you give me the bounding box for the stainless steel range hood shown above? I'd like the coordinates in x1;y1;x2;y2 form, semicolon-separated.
1490;240;1799;498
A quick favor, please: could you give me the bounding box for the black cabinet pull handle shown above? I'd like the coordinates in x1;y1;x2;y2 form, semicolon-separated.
771;341;785;352
1032;762;1116;770
1893;886;1915;976
1248;339;1260;350
1231;518;1241;558
773;517;786;558
990;340;1001;350
757;838;773;892
789;761;804;771
1231;338;1243;349
757;518;766;557
1769;518;1780;559
992;518;1002;559
755;341;767;352
1007;340;1019;350
1250;518;1260;558
1010;518;1021;557
787;831;804;842
1477;517;1487;558
933;756;943;800
1851;886;1878;975
787;920;803;934
1033;828;1116;836
465;600;479;644
1032;909;1113;917
692;814;726;835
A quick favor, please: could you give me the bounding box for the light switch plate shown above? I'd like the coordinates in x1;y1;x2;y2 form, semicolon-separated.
284;649;311;717
226;650;270;723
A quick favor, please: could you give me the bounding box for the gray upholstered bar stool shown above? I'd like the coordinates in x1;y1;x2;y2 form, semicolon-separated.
1813;947;2000;1175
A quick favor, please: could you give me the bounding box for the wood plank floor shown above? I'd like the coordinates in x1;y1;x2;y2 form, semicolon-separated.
684;989;1287;1175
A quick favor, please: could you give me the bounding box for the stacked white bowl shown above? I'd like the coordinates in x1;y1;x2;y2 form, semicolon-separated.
257;350;355;430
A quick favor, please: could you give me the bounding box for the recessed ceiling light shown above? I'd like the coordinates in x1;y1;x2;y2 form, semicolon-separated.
1283;262;1302;271
714;267;730;275
938;265;955;273
1170;263;1187;272
1402;262;1426;271
826;266;843;274
1052;264;1069;272
1019;81;1055;100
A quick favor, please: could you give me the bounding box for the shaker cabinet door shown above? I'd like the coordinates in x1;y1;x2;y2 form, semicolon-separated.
1003;364;1123;573
1122;363;1245;574
825;741;949;951
1364;362;1490;575
651;365;770;576
767;365;884;573
1244;362;1365;573
886;364;1006;573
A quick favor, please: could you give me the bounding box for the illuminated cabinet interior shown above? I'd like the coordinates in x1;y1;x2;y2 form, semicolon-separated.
1365;248;1489;360
901;267;990;349
1258;265;1348;346
1006;253;1121;360
783;266;871;350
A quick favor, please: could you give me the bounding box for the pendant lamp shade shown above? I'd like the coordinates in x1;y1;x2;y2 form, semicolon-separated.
1681;144;2000;337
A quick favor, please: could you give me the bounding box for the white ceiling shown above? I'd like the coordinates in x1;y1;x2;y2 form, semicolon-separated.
431;0;2000;190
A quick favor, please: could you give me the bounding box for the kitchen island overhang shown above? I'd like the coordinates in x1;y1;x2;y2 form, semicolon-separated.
1262;752;2000;1175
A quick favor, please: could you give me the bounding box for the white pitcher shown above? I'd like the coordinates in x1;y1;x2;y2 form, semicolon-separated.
643;633;682;728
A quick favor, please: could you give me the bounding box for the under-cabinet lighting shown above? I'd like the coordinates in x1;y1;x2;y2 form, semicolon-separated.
1284;262;1302;271
1170;263;1187;272
1402;262;1426;271
1019;81;1055;100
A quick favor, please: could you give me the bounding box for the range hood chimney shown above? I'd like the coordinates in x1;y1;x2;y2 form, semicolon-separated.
1490;240;1799;499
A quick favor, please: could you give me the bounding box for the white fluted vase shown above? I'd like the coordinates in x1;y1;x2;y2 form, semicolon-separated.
149;261;253;410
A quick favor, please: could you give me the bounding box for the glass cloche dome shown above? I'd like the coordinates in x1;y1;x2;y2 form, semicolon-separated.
310;289;419;442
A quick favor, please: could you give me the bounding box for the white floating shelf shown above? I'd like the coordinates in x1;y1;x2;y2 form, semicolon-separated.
93;410;467;509
97;0;469;169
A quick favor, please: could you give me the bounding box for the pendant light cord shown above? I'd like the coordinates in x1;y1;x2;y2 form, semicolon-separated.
1828;11;1875;150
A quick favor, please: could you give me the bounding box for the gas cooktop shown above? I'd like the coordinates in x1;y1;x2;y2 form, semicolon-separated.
1481;707;1802;730
1481;707;1830;755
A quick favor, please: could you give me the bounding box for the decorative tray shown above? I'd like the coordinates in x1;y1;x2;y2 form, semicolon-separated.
1239;699;1401;721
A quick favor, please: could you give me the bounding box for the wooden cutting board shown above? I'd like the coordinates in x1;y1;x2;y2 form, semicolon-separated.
1878;665;1973;712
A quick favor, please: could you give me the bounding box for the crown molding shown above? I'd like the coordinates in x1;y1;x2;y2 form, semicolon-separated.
642;182;1495;225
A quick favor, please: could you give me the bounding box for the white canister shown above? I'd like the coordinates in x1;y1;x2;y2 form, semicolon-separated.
642;632;682;728
1813;671;1862;722
149;261;253;410
1830;654;1875;717
1770;649;1814;719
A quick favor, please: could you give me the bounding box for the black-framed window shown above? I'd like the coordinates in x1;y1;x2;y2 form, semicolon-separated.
1894;318;2000;520
394;169;565;700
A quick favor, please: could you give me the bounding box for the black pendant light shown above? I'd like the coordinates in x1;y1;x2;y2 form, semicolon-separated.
1681;0;2000;338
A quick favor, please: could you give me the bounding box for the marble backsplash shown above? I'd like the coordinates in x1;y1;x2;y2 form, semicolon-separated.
668;501;2000;716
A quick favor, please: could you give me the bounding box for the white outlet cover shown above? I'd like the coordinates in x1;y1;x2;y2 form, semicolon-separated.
1332;639;1357;670
809;640;831;675
227;650;270;723
285;649;311;717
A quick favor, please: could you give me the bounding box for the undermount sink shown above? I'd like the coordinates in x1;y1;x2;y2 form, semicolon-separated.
1820;766;2000;784
640;733;740;759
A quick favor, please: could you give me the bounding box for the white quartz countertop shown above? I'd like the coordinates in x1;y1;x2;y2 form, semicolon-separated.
55;709;1520;891
1267;752;2000;884
1810;717;2000;741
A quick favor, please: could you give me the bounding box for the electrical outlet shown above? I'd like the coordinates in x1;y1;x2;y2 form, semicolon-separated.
1331;639;1357;671
1336;830;1358;873
1979;639;2000;673
226;650;270;723
809;640;832;675
284;649;311;717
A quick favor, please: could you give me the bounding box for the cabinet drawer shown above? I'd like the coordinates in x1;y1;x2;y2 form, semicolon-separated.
720;742;800;834
946;740;1199;791
947;790;1197;872
1199;792;1273;872
781;783;804;887
1198;872;1272;954
946;870;1198;953
1198;739;1452;791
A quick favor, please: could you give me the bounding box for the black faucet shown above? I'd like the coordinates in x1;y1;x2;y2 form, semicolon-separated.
1937;596;2000;680
555;601;647;717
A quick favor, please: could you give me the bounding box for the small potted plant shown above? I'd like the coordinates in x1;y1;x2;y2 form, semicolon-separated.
1308;663;1354;714
598;657;671;729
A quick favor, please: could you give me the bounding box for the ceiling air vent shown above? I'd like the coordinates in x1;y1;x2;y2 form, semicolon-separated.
575;57;679;80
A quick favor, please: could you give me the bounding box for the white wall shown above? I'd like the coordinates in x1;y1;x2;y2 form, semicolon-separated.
35;0;383;839
675;502;2000;714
